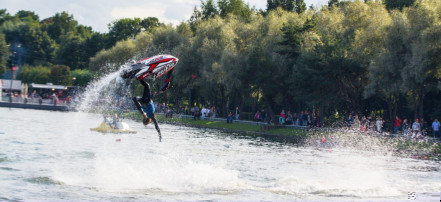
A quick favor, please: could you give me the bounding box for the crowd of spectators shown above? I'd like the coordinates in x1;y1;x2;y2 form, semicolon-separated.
2;91;80;106
345;114;440;139
252;109;318;127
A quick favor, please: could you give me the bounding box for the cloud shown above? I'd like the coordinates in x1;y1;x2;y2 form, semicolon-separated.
111;6;166;21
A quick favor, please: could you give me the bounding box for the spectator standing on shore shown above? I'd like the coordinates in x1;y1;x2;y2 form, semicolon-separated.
292;112;297;125
254;111;260;122
346;115;353;128
411;119;421;138
205;106;210;120
360;116;367;132
279;110;286;124
420;118;427;136
367;116;373;132
235;107;240;120
302;111;308;126
261;109;266;122
432;118;440;138
286;111;293;125
227;111;233;123
195;105;199;117
180;107;185;118
394;116;401;134
376;117;383;133
402;119;409;136
211;106;216;120
201;106;206;120
194;108;202;120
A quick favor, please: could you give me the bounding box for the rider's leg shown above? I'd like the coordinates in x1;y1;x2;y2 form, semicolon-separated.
133;79;151;115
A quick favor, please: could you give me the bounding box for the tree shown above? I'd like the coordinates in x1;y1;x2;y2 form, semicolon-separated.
107;18;142;45
107;17;163;48
267;0;306;13
0;9;13;25
140;17;162;32
15;10;39;23
218;0;253;21
56;33;87;70
17;64;51;84
41;12;79;43
201;0;219;20
0;32;9;74
2;22;57;65
71;69;94;87
50;64;71;85
328;0;339;8
400;0;441;119
383;0;415;11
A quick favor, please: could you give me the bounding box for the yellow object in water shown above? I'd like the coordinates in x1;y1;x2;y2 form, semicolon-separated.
90;122;137;134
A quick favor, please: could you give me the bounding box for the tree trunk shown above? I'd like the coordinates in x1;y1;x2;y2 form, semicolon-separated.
418;86;424;119
413;96;418;120
418;95;424;119
220;86;226;117
319;104;323;127
226;96;230;116
263;94;276;125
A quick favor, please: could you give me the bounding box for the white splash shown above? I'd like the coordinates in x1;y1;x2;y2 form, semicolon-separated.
77;68;128;112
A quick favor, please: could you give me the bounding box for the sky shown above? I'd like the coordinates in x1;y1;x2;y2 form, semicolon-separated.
0;0;328;33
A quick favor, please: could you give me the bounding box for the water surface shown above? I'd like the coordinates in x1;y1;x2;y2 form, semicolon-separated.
0;108;440;201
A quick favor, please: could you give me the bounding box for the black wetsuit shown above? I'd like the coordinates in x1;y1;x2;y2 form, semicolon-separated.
132;70;173;142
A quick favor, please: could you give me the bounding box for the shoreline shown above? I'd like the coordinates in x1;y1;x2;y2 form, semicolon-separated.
119;111;441;157
0;101;71;111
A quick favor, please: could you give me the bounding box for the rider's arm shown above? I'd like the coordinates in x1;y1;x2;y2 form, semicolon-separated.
160;68;174;92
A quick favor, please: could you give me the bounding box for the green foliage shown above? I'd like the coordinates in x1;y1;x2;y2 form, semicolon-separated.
56;33;87;69
71;69;94;87
0;9;13;25
267;0;306;13
218;0;254;21
41;12;79;43
201;0;219;20
383;0;415;11
107;17;163;47
17;64;51;84
15;10;39;23
50;64;71;85
0;32;8;74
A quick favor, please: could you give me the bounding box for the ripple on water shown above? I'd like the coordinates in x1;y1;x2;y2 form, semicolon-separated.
77;151;96;159
0;167;20;171
0;157;8;163
26;176;64;185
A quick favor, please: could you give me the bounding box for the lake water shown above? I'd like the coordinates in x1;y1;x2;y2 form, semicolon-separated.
0;108;440;201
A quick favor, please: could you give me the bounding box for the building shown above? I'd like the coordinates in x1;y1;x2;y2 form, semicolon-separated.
0;79;22;101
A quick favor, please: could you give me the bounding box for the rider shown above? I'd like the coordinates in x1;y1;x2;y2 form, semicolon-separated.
121;55;178;142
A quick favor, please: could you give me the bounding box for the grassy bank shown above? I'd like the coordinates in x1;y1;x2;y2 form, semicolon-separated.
120;111;308;137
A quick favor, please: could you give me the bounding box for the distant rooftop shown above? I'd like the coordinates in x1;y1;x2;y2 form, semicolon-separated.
29;83;67;90
0;80;22;91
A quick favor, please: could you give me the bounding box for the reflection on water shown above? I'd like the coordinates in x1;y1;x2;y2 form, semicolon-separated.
0;108;440;201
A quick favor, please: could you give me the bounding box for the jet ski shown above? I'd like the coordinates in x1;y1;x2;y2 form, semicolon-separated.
90;122;137;134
